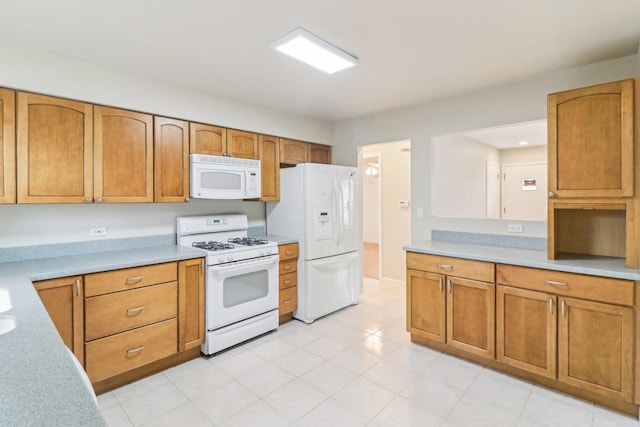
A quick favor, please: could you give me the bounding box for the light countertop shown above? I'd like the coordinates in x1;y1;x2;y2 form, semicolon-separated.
404;241;640;280
0;245;205;427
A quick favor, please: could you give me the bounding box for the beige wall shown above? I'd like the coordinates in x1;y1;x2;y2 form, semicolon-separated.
332;54;639;244
500;145;546;164
0;38;332;248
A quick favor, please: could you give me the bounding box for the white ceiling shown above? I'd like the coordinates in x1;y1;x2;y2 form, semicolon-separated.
463;119;547;150
0;0;638;122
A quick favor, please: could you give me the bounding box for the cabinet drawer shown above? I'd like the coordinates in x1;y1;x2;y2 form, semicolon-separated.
279;259;297;275
85;263;177;297
406;252;494;283
278;243;299;261
279;286;297;315
85;318;177;383
279;272;297;290
85;282;178;341
496;264;634;306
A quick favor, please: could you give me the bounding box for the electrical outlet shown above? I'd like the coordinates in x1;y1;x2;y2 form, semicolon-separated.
416;208;424;219
507;224;523;233
90;227;107;237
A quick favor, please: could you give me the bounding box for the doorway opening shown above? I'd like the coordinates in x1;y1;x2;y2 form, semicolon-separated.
359;140;411;283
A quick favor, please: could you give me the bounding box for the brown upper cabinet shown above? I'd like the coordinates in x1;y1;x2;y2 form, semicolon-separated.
307;143;331;164
189;124;258;160
0;88;15;204
17;92;93;203
155;117;189;203
258;135;280;201
189;122;226;156
94;106;154;203
280;139;308;165
548;79;634;199
227;129;258;159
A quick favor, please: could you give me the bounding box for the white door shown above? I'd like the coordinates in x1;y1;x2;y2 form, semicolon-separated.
486;161;501;219
502;162;547;221
336;165;361;254
297;251;362;323
304;163;339;260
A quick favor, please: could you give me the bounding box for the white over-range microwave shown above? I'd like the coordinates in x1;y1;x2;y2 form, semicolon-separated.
190;154;261;199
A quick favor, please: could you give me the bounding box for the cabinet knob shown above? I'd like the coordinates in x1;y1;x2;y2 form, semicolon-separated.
85;197;93;203
96;197;103;203
548;191;557;198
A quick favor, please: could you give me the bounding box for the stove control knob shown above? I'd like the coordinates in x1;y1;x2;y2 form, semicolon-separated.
218;256;225;263
259;250;265;256
227;255;234;262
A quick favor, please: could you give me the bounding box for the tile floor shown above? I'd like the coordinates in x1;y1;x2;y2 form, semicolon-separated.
98;278;639;427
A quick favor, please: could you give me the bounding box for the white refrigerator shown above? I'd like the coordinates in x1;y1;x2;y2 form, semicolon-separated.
267;163;362;323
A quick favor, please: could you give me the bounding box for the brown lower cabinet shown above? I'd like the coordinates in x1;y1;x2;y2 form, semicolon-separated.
278;243;299;324
407;251;639;415
34;258;204;393
406;253;495;359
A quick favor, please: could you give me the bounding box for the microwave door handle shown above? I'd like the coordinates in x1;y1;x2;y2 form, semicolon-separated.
244;169;249;196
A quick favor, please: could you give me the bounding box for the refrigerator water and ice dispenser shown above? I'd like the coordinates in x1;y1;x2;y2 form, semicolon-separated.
314;209;334;240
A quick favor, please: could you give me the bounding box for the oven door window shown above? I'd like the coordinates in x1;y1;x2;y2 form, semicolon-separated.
201;171;242;190
222;270;269;307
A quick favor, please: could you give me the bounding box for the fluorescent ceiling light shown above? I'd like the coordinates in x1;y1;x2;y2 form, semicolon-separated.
271;28;358;74
518;140;529;145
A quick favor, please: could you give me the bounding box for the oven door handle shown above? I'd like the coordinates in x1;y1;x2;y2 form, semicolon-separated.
207;255;279;274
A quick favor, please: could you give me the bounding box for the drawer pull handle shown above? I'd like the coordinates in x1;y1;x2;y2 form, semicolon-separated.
283;265;292;271
126;275;144;284
283;299;293;304
283;280;293;285
127;306;145;315
127;346;145;354
438;264;453;271
546;280;567;287
285;250;294;256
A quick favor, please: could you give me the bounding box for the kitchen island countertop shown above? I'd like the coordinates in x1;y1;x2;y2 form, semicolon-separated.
0;245;205;427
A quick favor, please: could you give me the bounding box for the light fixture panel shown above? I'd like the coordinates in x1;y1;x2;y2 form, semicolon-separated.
271;28;358;74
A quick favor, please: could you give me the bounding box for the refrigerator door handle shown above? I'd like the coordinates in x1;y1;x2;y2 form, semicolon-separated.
333;177;343;246
337;181;344;247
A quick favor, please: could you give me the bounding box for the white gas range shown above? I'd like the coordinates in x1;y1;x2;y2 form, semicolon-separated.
177;214;279;355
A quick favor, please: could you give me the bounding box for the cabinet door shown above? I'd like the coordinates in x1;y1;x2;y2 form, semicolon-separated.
558;297;633;401
548;79;634;198
280;139;307;165
446;277;495;358
406;269;446;343
94;106;153;203
0;88;15;204
17;92;93;203
189;122;226;156
227;129;258;159
178;258;205;351
259;134;280;201
496;286;557;378
307;143;331;164
34;276;84;365
155;117;189;202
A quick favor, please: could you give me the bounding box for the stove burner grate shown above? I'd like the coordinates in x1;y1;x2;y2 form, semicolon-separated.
192;241;235;251
227;237;269;246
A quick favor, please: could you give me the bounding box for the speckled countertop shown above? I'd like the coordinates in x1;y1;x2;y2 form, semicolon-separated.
0;245;205;427
249;232;298;246
404;241;640;280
